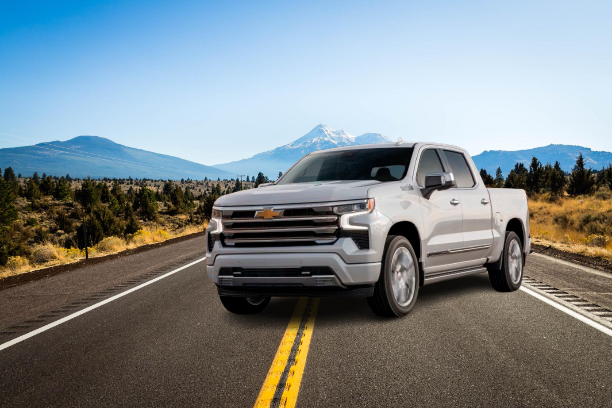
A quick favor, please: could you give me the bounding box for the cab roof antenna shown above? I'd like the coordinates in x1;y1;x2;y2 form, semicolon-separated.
396;137;404;146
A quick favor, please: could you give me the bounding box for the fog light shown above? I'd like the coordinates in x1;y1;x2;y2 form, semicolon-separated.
219;277;233;286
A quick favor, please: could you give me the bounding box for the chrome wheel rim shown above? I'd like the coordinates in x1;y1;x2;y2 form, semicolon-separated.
246;296;266;306
508;239;522;284
390;247;416;307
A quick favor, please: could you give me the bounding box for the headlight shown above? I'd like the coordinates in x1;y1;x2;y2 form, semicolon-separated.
211;209;223;219
333;198;375;215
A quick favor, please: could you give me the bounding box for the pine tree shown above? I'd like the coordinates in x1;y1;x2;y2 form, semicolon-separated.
170;185;186;214
504;163;528;190
567;153;595;196
25;178;42;201
3;167;17;186
255;172;269;187
526;156;543;193
78;177;101;210
0;178;18;228
603;164;612;190
135;186;158;221
32;172;41;186
54;177;73;201
40;176;56;196
479;169;495;187
549;161;566;196
0;178;16;264
494;167;504;188
100;182;112;203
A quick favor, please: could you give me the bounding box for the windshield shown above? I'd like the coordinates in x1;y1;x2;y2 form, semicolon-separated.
277;147;413;184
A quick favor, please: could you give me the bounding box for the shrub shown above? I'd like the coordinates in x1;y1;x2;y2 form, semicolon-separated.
55;210;75;233
553;214;571;228
26;217;38;227
594;189;612;200
584;234;608;248
31;244;60;264
129;229;150;246
96;236;126;253
5;256;30;271
154;229;170;241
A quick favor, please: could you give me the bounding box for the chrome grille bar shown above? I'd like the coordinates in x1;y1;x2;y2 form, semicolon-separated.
224;226;338;234
223;215;337;225
220;205;339;247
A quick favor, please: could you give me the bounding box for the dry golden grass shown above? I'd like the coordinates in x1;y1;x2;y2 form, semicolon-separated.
529;191;612;260
0;222;208;280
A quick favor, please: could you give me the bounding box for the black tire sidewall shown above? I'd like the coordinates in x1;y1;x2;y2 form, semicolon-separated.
503;231;523;291
219;295;271;314
381;236;419;316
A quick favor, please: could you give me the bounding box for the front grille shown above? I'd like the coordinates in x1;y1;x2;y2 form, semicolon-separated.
220;206;339;247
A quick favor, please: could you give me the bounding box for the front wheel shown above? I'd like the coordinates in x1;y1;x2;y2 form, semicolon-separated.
219;295;271;314
488;231;523;292
367;235;419;317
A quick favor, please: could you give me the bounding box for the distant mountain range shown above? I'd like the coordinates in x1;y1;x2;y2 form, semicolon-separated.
0;136;234;180
1;126;610;180
214;124;392;177
472;144;612;176
216;125;612;177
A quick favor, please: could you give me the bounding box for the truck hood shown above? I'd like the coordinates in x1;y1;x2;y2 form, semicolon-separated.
214;180;380;207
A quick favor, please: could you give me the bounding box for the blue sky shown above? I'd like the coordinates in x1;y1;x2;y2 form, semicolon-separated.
1;0;611;165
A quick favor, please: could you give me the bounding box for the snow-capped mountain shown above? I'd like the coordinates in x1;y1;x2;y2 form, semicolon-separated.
215;124;392;178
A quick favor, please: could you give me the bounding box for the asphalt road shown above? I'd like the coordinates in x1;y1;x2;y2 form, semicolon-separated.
1;236;611;407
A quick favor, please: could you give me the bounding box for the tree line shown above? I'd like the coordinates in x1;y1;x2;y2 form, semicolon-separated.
478;153;612;196
0;169;255;266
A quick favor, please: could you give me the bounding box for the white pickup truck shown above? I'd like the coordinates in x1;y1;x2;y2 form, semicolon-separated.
206;142;530;317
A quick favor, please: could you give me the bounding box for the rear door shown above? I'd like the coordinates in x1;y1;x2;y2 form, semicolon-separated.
441;149;493;262
416;147;464;269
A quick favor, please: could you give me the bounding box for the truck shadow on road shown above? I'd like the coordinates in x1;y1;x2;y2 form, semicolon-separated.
312;273;496;325
223;273;497;328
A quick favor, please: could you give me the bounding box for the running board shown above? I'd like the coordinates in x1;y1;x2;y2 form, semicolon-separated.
423;266;487;285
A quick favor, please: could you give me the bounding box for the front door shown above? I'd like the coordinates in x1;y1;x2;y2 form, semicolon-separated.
416;148;464;270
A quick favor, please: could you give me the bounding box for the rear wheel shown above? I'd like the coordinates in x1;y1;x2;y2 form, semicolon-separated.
367;235;419;317
219;295;271;314
488;231;523;292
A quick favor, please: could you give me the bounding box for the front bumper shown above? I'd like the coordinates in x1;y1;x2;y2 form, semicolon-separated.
207;252;381;288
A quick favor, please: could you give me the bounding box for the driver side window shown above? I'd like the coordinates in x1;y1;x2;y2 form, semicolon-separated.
416;149;444;187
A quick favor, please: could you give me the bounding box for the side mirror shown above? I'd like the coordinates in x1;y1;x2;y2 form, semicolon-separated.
422;172;455;199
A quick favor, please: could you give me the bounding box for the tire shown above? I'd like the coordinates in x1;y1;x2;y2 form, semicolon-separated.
367;235;419;317
488;231;523;292
219;295;271;314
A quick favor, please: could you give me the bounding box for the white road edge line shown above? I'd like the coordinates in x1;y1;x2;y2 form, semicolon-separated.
0;257;207;352
520;286;612;338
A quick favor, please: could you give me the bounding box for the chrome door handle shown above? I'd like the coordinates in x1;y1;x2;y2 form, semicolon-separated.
481;198;490;205
450;198;460;206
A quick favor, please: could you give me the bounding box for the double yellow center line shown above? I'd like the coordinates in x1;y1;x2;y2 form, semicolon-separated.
254;297;320;408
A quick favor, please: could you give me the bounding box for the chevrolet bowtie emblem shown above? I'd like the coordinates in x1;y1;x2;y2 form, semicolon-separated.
255;208;283;219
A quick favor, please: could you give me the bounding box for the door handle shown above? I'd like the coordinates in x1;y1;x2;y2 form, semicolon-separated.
481;198;490;205
450;198;460;206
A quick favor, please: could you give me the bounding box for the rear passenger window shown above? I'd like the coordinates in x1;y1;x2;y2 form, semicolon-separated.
416;149;444;187
443;150;475;188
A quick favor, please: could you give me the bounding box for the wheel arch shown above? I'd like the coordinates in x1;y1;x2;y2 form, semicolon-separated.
505;218;525;250
387;221;424;286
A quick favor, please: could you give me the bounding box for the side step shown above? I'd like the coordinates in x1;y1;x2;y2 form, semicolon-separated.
423;266;487;285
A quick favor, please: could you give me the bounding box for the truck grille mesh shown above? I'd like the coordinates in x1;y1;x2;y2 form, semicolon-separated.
220;206;339;247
